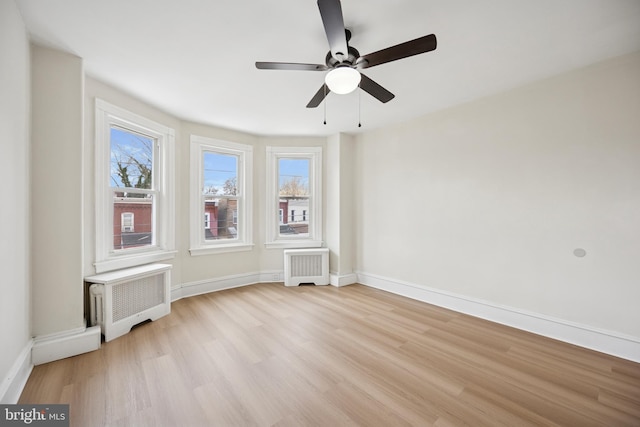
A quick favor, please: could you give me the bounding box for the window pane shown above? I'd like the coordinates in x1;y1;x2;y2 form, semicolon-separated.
110;127;154;191
190;135;253;253
203;152;238;196
279;158;309;237
204;196;238;241
113;192;154;250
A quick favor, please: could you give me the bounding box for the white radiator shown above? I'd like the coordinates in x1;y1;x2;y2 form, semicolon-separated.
284;248;329;287
86;263;172;342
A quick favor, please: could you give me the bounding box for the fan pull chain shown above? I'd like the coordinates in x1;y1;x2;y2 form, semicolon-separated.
323;84;327;125
358;85;362;128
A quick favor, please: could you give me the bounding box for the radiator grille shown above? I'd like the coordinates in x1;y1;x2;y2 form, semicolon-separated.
291;254;323;277
112;274;165;322
284;248;329;286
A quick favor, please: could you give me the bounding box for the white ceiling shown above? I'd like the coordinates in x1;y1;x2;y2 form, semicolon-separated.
16;0;640;137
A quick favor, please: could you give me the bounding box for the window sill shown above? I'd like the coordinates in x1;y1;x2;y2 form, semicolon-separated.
189;243;254;256
94;249;177;274
265;240;323;250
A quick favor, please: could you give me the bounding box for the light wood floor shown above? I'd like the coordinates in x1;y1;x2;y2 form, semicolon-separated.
20;283;640;426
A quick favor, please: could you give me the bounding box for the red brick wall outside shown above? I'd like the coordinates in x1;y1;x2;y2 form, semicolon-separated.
279;200;289;224
113;198;152;249
112;197;240;247
205;202;218;238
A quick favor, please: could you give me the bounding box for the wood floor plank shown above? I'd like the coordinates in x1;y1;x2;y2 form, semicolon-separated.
19;283;640;426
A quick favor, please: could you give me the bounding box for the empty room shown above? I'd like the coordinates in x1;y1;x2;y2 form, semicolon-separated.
2;0;640;425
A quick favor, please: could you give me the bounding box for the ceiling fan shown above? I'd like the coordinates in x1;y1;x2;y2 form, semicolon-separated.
255;0;437;108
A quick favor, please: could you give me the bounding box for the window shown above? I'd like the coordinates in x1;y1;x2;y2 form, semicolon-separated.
190;135;253;255
121;212;134;232
95;99;175;273
266;146;322;248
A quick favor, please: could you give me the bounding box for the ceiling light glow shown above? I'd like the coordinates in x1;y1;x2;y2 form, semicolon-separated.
325;67;361;94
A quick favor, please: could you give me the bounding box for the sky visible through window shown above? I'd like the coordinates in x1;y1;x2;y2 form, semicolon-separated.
279;158;309;191
110;127;153;189
203;152;237;195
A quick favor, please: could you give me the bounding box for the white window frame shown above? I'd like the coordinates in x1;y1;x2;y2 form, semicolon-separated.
190;135;253;256
94;99;176;273
266;146;322;248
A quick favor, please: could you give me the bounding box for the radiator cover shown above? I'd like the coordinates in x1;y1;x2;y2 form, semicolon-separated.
86;263;172;342
284;248;329;286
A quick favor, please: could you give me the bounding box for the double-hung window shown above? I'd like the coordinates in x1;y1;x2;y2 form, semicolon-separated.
95;99;175;273
266;146;322;248
190;135;253;255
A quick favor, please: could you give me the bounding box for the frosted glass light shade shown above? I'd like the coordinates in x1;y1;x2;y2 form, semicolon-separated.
325;67;361;94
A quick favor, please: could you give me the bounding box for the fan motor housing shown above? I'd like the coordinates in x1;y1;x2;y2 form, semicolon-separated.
326;45;360;68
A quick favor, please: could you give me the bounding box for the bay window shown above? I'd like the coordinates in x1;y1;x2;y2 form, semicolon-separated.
190;135;253;255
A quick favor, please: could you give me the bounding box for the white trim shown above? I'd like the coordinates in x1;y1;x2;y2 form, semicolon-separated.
265;240;323;250
189;243;254;256
31;326;101;366
330;273;357;287
258;270;284;283
0;340;33;404
356;271;640;363
173;272;258;301
86;262;172;284
171;271;286;301
94;250;176;274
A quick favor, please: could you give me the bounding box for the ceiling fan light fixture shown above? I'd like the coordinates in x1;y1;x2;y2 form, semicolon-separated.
325;66;361;94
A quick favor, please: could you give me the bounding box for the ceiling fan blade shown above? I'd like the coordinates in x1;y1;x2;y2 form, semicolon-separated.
357;34;437;69
256;62;328;71
317;0;348;61
306;84;329;108
359;73;394;103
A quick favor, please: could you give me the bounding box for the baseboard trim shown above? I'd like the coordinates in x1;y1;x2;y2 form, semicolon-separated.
356;271;640;363
0;340;33;403
330;273;357;287
172;271;285;301
172;269;356;300
31;326;101;366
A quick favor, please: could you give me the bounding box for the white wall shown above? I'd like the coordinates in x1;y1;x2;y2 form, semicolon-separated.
326;133;356;282
31;45;85;337
354;52;640;340
0;0;31;402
